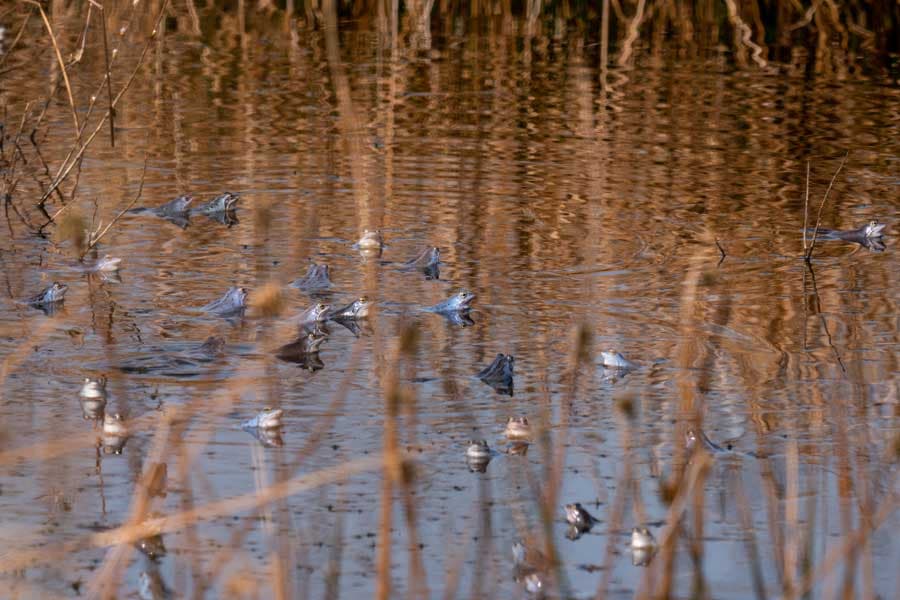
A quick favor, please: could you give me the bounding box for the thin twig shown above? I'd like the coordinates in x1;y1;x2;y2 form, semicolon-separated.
802;161;810;252
79;152;149;259
99;4;116;148
715;238;727;266
27;2;80;135
805;153;848;262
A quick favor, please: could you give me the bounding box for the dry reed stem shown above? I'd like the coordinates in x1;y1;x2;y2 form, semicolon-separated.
202;343;361;588
0;453;391;574
784;475;898;600
805;153;848;261
40;0;170;214
2;101;39;233
733;475;768;600
0;374;261;467
249;281;287;317
593;401;634;600
71;2;93;65
27;2;80;135
37;0;141;206
323;509;345;600
802;161;810;252
87;411;176;598
784;439;800;595
376;349;401;600
652;449;714;597
99;4;116;148
202;406;346;589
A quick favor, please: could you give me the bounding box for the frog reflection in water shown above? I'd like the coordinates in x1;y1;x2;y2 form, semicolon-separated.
630;526;657;566
504;416;531;439
102;413;129;454
79;376;107;421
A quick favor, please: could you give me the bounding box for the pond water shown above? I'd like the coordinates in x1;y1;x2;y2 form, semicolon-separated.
0;3;898;598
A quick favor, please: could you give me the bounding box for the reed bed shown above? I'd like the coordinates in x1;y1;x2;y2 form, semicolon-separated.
0;1;897;599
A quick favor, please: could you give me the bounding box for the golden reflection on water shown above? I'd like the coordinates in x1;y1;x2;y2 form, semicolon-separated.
0;2;898;598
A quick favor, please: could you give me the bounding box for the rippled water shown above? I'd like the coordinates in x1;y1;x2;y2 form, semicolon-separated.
1;4;898;598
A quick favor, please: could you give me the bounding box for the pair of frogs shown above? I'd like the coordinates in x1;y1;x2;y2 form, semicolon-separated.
127;191;240;228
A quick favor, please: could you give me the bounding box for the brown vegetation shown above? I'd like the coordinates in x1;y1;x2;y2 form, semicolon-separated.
0;1;897;599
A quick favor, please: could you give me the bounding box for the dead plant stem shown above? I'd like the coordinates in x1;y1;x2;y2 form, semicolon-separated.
805;153;848;261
